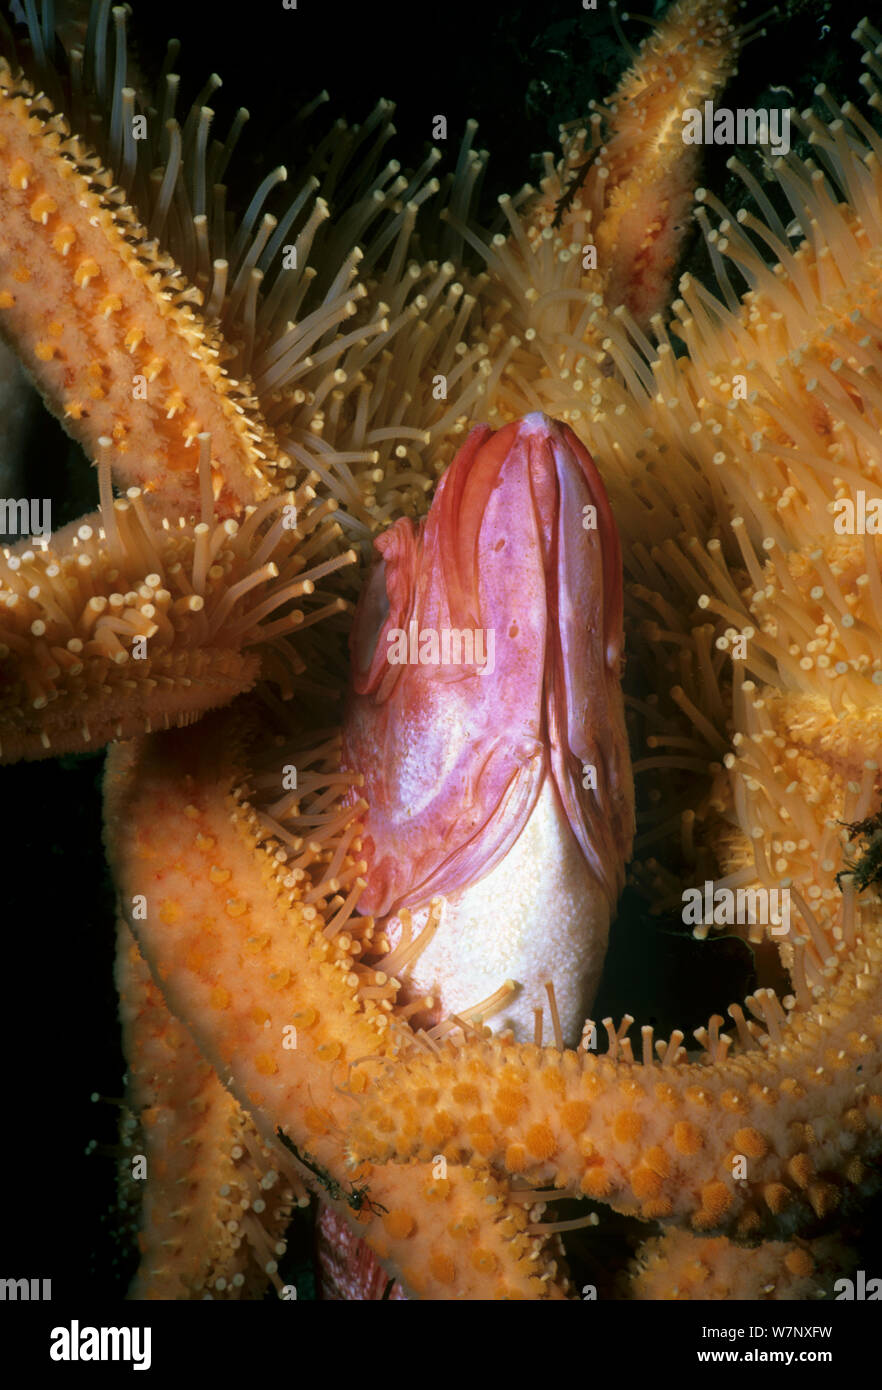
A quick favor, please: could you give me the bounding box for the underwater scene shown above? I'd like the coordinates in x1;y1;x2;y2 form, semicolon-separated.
1;0;881;1352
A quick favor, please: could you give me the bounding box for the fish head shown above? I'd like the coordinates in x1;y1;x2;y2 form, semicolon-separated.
343;411;634;930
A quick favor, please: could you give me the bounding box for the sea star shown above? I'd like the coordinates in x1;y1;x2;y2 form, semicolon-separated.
3;0;881;1301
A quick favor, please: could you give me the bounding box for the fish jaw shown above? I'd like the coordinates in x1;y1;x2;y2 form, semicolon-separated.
342;412;634;1039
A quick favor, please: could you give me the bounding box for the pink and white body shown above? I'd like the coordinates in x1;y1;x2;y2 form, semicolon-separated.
341;412;634;1046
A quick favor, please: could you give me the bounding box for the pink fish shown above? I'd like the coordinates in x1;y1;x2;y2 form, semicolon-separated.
322;413;634;1299
342;411;634;1044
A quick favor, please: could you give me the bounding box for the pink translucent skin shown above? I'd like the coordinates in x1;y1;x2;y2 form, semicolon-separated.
342;411;633;926
328;412;634;1302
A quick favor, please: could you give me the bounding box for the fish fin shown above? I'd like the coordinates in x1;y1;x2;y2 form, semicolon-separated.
543;425;635;907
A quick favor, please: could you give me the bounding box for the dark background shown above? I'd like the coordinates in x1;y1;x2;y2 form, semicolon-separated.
2;0;880;1301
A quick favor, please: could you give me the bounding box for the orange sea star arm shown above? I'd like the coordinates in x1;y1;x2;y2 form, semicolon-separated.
626;1229;850;1301
104;706;571;1299
116;921;300;1299
0;483;353;761
0;60;287;515
478;0;742;422
347;903;882;1241
591;0;741;326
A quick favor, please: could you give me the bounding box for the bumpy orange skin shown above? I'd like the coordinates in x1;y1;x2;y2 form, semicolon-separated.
105;709;570;1299
0;59;283;515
